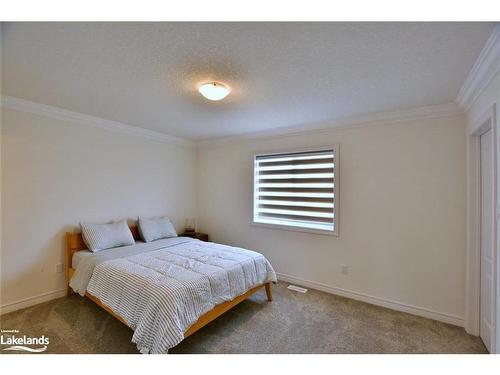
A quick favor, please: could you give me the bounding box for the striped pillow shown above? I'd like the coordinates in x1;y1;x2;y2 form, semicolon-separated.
138;216;177;242
80;219;135;252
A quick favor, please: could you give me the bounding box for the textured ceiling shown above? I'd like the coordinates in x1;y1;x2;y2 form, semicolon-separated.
1;22;495;140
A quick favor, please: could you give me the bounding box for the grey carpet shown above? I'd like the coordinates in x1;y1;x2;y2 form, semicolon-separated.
0;282;487;354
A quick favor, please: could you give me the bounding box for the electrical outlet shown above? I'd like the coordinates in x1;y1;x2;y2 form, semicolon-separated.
55;263;63;273
341;264;349;275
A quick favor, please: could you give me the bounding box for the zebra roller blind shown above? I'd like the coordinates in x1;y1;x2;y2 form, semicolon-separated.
253;147;337;233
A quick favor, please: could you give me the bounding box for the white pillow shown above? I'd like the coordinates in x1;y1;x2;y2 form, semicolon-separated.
138;216;177;242
80;219;135;252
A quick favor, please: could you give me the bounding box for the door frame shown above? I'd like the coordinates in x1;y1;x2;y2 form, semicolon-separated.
465;103;497;353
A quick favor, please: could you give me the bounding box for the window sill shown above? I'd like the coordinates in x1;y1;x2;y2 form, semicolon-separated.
250;221;338;237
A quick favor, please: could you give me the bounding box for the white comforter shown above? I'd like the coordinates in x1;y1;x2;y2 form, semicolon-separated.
69;237;276;353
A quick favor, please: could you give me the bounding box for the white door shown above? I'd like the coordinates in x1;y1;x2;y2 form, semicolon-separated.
480;128;494;352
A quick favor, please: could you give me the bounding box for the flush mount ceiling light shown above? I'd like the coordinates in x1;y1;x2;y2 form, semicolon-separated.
198;82;231;101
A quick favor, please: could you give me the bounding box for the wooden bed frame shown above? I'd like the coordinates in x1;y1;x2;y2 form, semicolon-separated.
65;226;272;339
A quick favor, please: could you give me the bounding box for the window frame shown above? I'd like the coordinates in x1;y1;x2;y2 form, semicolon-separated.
252;145;339;237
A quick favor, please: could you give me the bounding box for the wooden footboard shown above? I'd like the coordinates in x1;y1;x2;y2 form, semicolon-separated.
184;282;271;338
66;229;272;341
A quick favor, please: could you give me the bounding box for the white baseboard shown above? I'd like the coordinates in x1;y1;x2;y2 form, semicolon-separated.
277;273;464;327
0;289;66;315
0;277;464;327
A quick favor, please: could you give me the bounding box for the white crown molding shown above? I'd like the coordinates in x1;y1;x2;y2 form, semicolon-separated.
1;97;463;150
1;95;195;147
198;102;464;148
277;273;464;327
456;24;500;111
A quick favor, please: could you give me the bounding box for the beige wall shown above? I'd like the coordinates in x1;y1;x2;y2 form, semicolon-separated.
0;103;469;323
1;107;198;310
198;115;467;322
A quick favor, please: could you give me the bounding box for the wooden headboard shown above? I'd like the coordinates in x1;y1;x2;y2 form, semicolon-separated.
65;226;140;295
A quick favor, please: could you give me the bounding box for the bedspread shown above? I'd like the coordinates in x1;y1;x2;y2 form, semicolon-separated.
70;237;276;353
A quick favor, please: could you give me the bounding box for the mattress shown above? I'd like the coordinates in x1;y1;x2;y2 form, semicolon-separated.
71;249;93;269
71;240;148;268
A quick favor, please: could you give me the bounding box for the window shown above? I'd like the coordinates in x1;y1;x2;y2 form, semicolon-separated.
253;147;337;234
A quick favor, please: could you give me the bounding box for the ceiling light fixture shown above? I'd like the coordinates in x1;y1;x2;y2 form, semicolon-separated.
198;82;231;101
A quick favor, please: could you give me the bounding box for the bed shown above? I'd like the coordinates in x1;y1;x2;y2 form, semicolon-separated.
66;226;276;353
